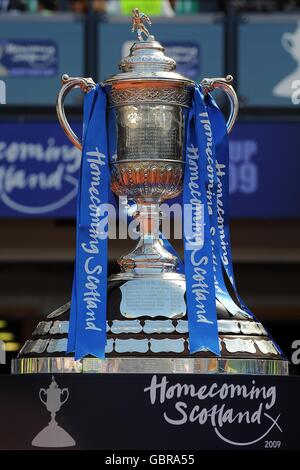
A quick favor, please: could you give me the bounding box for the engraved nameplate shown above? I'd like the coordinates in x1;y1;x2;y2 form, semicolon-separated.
46;302;71;319
120;279;186;319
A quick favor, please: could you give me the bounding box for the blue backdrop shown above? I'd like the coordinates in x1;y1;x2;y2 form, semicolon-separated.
0;120;299;218
0;16;84;106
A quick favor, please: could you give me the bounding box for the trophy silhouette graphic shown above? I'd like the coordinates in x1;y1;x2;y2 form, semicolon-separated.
273;21;300;98
32;375;75;448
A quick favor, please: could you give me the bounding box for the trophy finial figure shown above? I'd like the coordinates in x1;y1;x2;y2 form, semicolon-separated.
131;7;152;41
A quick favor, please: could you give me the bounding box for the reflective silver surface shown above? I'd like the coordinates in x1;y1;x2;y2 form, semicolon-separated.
47;339;68;354
19;14;284;377
110;160;184;202
12;357;289;375
120;278;186;318
110;320;142;334
223;338;257;354
49;321;69;335
201;75;238;134
107;87;190;108
111;103;185;164
26;316;273;337
105;36;191;280
33;321;52;336
16;336;281;357
56;30;238;282
56;76;95;149
46;301;71;319
144;320;174;334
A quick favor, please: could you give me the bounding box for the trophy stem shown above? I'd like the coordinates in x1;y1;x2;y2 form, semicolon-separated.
118;201;178;275
50;412;57;425
136;201;160;246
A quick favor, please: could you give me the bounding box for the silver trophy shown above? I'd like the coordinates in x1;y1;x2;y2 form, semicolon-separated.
56;17;238;302
12;10;288;375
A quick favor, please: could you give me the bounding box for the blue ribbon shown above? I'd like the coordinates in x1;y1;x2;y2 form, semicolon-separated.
205;94;240;293
68;85;109;360
205;94;283;355
183;85;253;356
204;93;250;318
183;86;220;355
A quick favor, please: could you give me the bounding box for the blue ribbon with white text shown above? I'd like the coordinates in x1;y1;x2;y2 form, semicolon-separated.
183;86;220;355
68;85;109;360
183;86;255;355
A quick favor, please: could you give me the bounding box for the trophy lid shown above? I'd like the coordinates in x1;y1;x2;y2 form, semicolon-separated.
119;37;176;73
103;10;194;87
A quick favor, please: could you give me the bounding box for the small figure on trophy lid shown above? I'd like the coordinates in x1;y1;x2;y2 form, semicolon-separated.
131;7;152;41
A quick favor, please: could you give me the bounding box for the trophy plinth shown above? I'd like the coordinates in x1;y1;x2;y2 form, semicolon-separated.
12;298;288;375
12;12;288;376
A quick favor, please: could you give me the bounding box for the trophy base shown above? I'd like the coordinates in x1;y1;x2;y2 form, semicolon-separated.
12;289;288;376
31;421;75;448
12;356;289;375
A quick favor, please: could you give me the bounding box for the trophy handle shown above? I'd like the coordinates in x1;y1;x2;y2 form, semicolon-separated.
39;388;47;405
201;75;239;134
60;388;69;405
56;74;96;150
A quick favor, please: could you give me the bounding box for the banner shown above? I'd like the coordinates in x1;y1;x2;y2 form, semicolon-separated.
0;121;299;218
0;40;58;78
0;122;81;217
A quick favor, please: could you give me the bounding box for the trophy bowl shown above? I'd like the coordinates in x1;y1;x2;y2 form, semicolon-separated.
110;157;184;201
107;89;189;202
